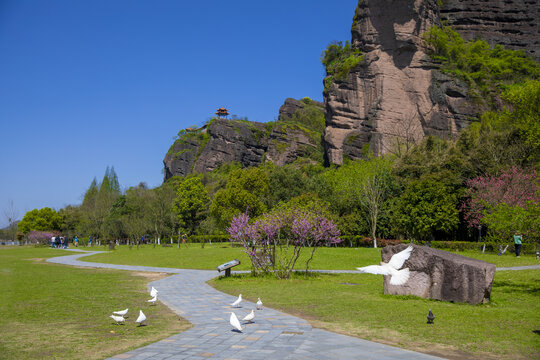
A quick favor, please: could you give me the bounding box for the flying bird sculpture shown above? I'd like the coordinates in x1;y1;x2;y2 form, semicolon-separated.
136;310;147;326
110;314;125;325
113;308;128;317
150;287;158;297
242;310;255;324
256;298;263;310
229;312;243;332
356;246;413;285
231;294;242;308
147;295;157;305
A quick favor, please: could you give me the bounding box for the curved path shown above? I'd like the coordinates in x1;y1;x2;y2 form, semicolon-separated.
48;249;446;360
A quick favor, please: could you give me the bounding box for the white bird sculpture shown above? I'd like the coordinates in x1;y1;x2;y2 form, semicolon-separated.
136;310;147;326
256;298;263;310
356;246;413;285
147;295;157;305
150;286;158;297
230;294;242;308
242;309;255;324
110;314;125;325
229;312;243;332
113;308;128;317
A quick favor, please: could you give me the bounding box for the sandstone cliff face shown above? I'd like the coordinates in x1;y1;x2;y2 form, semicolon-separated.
163;99;324;180
440;0;539;62
323;0;537;165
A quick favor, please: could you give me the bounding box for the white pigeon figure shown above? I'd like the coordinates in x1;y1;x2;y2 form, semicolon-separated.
256;298;263;310
109;314;125;325
136;310;146;326
242;309;255;323
356;246;413;285
113;308;128;317
150;286;158;297
147;295;157;305
229;312;243;332
230;294;242;308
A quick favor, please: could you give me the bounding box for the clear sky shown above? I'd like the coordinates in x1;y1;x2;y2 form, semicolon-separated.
0;0;358;226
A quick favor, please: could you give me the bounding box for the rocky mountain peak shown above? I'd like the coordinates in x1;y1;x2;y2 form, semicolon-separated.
323;0;538;165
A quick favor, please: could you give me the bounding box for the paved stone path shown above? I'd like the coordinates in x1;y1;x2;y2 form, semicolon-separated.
47;250;445;360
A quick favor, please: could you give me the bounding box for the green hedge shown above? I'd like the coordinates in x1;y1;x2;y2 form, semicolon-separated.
186;235;229;243
414;240;539;254
339;236;403;248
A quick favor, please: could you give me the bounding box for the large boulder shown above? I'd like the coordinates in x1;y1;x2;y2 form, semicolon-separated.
381;244;496;304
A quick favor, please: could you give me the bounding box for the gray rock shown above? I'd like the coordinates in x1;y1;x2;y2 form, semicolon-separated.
440;0;539;62
381;244;496;304
163;98;324;180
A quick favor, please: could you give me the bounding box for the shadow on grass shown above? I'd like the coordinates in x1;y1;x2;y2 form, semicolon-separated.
492;279;540;296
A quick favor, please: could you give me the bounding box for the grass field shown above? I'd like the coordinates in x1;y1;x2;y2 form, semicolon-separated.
0;246;190;360
210;270;540;360
3;244;539;360
82;243;540;270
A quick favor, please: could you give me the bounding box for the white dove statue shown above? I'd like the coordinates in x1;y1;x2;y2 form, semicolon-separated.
150;286;158;297
147;295;157;305
256;298;263;310
229;312;243;332
230;294;242;308
356;246;413;285
242;309;255;324
113;308;128;317
110;314;125;325
136;310;146;326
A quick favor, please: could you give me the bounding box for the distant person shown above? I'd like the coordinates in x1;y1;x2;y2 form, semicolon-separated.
88;236;92;247
51;236;56;248
74;236;79;247
513;231;522;257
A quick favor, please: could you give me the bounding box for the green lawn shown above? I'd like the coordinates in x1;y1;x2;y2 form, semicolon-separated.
4;244;539;360
210;270;540;360
82;243;540;270
0;246;190;360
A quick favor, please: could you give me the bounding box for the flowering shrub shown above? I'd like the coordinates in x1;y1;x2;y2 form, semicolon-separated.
27;230;61;245
462;167;538;228
461;167;539;242
228;208;341;278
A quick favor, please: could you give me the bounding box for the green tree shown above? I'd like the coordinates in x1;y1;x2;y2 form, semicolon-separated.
267;164;308;207
322;157;397;241
482;202;540;244
391;176;459;240
18;207;62;234
210;167;269;228
121;183;151;243
174;176;209;235
59;205;82;238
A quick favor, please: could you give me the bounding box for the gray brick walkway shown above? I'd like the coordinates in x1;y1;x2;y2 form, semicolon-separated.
48;250;445;360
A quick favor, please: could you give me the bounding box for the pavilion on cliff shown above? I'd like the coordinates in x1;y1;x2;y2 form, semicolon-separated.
215;107;230;118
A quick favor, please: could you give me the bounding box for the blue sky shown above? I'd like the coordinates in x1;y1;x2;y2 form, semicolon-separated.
0;0;358;226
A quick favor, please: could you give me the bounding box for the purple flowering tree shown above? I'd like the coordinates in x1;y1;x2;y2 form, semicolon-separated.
27;230;60;245
227;208;341;279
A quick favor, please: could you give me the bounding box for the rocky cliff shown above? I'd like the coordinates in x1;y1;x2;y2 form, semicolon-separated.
163;98;325;180
323;0;539;165
440;0;539;62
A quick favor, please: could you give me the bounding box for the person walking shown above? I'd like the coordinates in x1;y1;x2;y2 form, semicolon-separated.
513;231;523;257
74;236;79;247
